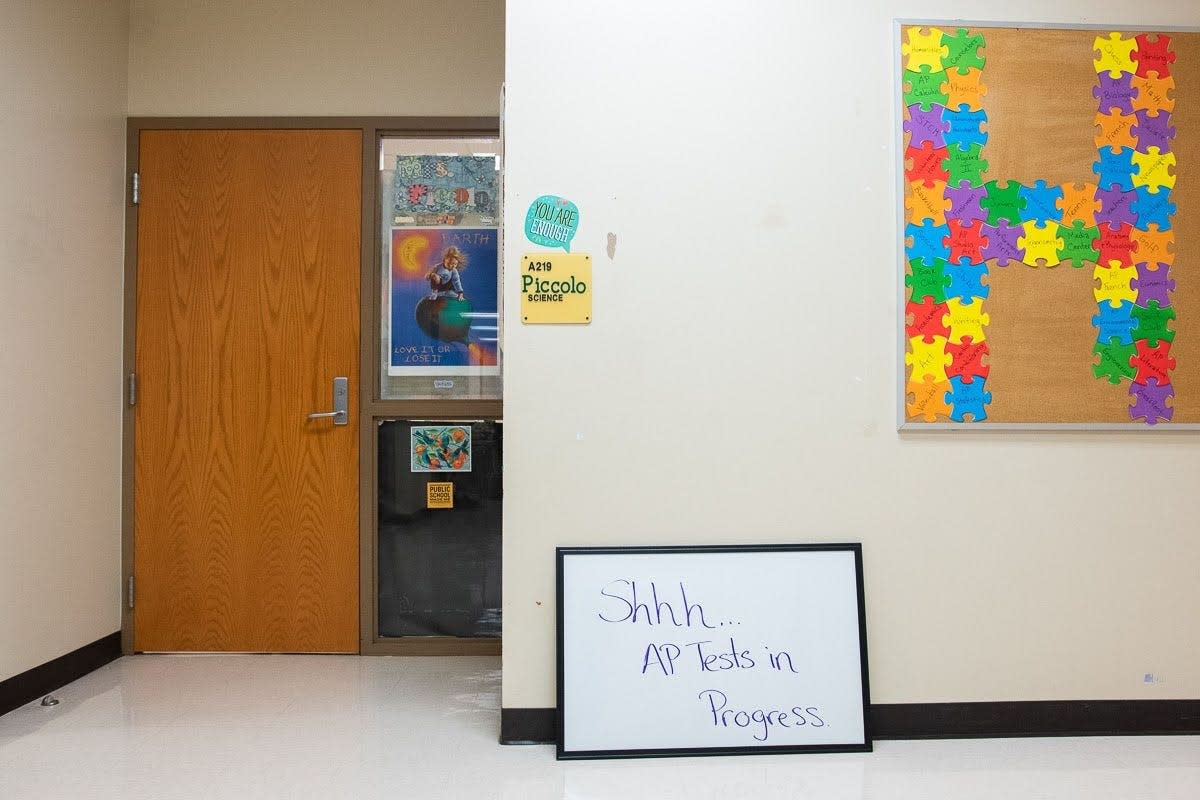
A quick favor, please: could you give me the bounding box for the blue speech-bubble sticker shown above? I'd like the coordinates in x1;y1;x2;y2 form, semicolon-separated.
524;195;579;252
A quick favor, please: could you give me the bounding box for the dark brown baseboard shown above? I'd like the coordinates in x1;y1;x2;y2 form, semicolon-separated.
0;633;122;718
500;700;1200;745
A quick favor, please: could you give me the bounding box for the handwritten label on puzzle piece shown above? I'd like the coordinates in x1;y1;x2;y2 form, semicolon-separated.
1058;221;1100;267
1058;183;1101;226
1131;301;1176;346
980;180;1026;226
906;258;952;303
906;375;953;421
1131;186;1176;230
943;298;989;343
944;68;986;111
1097;222;1137;266
1129;378;1174;425
1131;110;1175;153
945;375;991;422
1092;300;1136;345
1094;185;1138;229
907;181;952;225
1018;221;1063;267
906;335;952;383
1094;262;1137;306
1093;32;1137;78
1094;111;1138;151
1132;33;1175;78
525;195;580;251
905;69;949;110
1132;74;1175;114
1131;225;1174;265
943;144;989;187
902;27;948;73
940;28;985;74
946;337;989;382
1095;73;1137;115
1018;180;1064;226
1132;262;1175;306
1092;337;1137;384
905;296;951;341
1130;340;1175;385
1130;147;1176;193
905;142;950;187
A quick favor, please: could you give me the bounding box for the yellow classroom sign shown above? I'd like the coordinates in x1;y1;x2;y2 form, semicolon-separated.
521;253;592;324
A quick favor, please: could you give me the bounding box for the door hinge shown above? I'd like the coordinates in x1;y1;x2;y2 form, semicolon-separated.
131;172;139;205
127;575;135;609
128;373;137;407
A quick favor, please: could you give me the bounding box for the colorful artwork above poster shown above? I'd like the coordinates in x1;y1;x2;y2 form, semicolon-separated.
411;425;473;473
392;155;498;224
389;228;499;375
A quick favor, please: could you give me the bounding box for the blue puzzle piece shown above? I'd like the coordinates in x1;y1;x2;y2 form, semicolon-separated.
1091;300;1136;345
944;257;989;301
1093;146;1137;192
905;221;952;263
945;376;991;422
943;104;988;150
1018;179;1064;225
1130;186;1176;231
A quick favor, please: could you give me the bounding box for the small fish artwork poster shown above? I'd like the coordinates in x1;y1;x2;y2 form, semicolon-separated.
410;425;472;472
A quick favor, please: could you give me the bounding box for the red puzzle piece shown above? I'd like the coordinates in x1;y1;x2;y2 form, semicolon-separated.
904;142;951;187
905;296;951;341
1130;340;1175;385
945;219;989;264
1097;222;1137;266
946;337;990;382
1133;33;1175;79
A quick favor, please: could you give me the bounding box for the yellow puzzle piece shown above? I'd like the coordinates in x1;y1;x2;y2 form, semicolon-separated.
902;27;948;73
1093;32;1137;78
905;335;952;383
943;299;990;344
1018;221;1064;267
1093;261;1137;306
1131;147;1177;193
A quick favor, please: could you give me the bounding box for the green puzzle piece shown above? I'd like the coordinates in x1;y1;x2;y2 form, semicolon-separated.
905;258;951;304
1057;220;1100;267
980;180;1025;226
1092;337;1137;384
904;68;949;111
941;28;986;74
1131;301;1177;346
942;143;989;187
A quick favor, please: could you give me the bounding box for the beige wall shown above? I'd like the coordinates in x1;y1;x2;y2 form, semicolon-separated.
128;0;504;117
0;0;129;681
502;1;1200;707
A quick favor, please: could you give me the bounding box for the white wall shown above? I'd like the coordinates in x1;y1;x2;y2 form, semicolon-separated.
0;0;128;681
502;0;1200;707
128;0;504;117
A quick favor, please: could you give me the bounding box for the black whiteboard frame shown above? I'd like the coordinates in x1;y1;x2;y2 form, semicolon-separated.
555;543;872;760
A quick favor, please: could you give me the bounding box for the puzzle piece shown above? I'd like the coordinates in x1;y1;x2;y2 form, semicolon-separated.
945;182;987;224
944;68;987;111
1130;186;1175;230
1097;222;1137;266
903;27;948;73
1093;72;1136;114
1093;146;1137;192
905;142;951;187
1094;261;1137;306
1058;183;1101;226
980;180;1026;225
1057;220;1100;267
945;337;990;383
1094;185;1139;229
906;257;952;303
1130;147;1176;193
1092;336;1137;384
1131;300;1176;346
906;296;951;342
981;221;1024;265
1093;32;1137;78
1094;110;1138;151
945;219;989;264
906;335;953;382
940;28;986;74
1129;377;1174;425
1091;299;1136;345
945;257;989;301
906;180;952;225
943;298;990;344
942;143;989;187
1130;340;1175;386
906;222;951;263
1132;262;1175;307
1131;224;1174;265
1131;110;1175;153
1018;180;1064;226
1132;74;1175;115
906;375;953;422
1018;220;1064;267
904;104;950;148
904;69;950;111
1132;33;1175;79
945;375;991;422
943;105;988;149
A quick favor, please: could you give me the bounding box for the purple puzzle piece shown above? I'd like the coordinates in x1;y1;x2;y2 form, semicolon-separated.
1094;184;1139;229
945;181;987;224
1132;110;1176;153
981;221;1023;266
904;104;949;148
1129;377;1174;425
1133;262;1176;306
1093;73;1136;115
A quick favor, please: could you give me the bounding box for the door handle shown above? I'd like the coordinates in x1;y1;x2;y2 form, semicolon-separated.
308;377;349;425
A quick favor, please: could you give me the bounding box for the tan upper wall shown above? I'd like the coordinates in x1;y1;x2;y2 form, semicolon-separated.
128;0;504;117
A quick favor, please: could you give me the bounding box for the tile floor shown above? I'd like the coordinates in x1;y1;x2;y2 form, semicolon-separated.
0;655;1196;799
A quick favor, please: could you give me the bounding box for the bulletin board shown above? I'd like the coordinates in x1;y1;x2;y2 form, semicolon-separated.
898;22;1198;428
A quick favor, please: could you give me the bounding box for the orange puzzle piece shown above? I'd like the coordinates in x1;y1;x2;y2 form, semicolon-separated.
1094;111;1138;150
1131;225;1175;265
1058;183;1101;226
905;375;953;422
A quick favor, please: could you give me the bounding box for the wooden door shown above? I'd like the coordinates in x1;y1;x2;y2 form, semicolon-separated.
134;129;361;652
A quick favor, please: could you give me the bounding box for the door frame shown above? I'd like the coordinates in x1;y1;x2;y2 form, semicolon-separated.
122;117;502;657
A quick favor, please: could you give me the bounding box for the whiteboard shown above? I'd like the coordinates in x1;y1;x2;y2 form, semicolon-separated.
556;545;871;759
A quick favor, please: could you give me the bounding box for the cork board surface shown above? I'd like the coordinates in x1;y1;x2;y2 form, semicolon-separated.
900;24;1197;426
